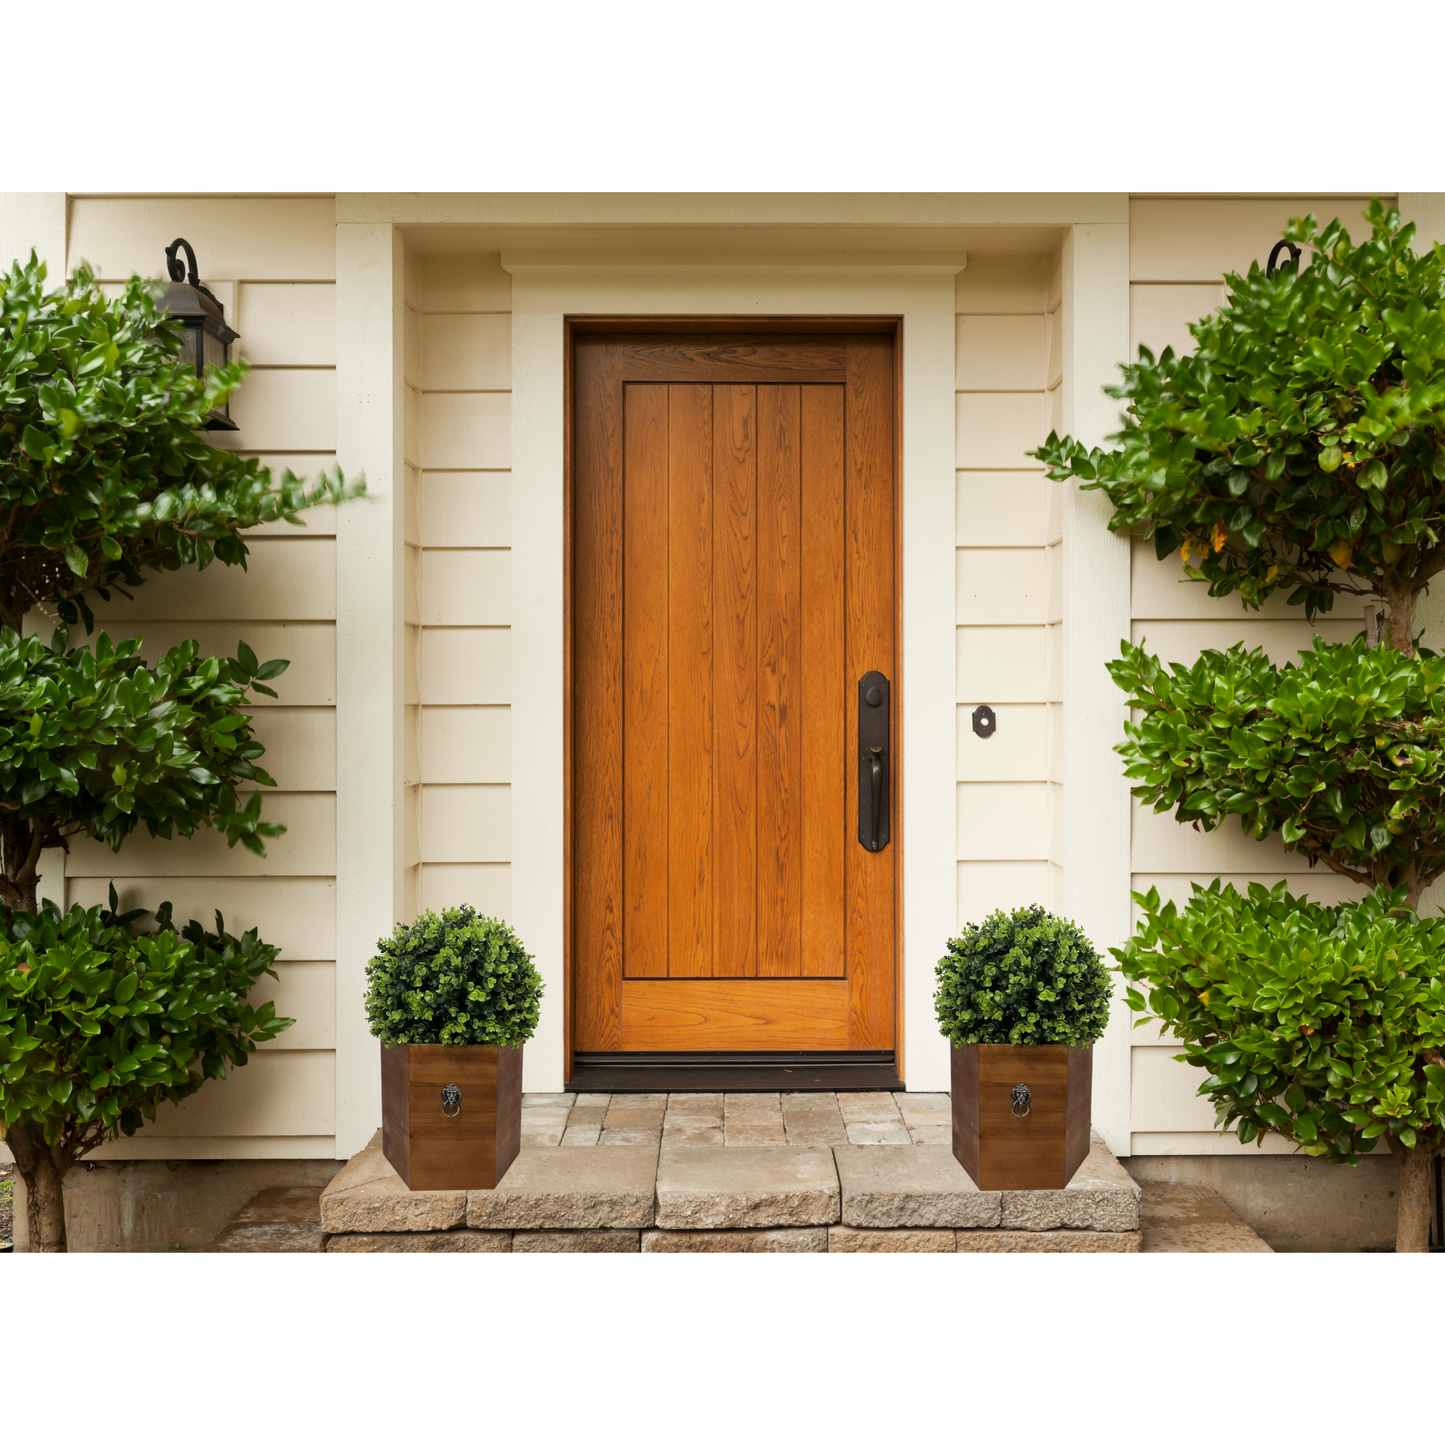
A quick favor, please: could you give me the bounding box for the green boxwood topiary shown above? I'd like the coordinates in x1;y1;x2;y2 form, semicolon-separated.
364;906;543;1047
935;905;1111;1048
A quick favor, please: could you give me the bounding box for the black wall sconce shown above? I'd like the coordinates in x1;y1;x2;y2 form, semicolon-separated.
158;238;239;431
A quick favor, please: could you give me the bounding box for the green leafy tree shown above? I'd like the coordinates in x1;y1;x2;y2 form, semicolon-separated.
1033;202;1445;1250
1;893;292;1251
1035;201;1445;653
1117;881;1445;1251
0;252;363;1250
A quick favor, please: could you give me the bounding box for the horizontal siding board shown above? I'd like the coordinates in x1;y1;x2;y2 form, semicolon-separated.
957;781;1050;860
249;961;337;1050
89;622;336;707
1132;539;1365;622
421;628;510;704
219;368;335;453
247;706;337;791
1129;197;1393;282
957;549;1048;625
422;392;510;469
1129;1129;1313;1157
89;539;335;622
1130;1045;1225;1132
955;253;1049;313
421;706;511;783
66;793;336;877
420;548;511;625
955;314;1048;390
1129;617;1362;666
1132;797;1314;874
68;876;336;959
955;392;1046;469
89;1135;337;1161
956;471;1049;547
421;862;511;920
1130;283;1225;363
419;783;511;863
420;473;511;547
421;313;511;390
956;703;1047;781
236;282;336;366
956;626;1048;703
957;860;1052;927
69;197;337;280
417;253;512;312
130;1050;335;1137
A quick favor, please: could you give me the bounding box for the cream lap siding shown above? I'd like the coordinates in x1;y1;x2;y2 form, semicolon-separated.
954;254;1061;928
411;253;512;923
1125;196;1387;1157
62;196;340;1160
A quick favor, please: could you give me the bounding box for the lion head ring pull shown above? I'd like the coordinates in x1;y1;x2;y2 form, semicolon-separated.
441;1084;462;1118
1011;1084;1032;1119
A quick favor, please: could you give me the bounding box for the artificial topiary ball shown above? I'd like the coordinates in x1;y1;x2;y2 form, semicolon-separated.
364;906;543;1046
934;905;1111;1047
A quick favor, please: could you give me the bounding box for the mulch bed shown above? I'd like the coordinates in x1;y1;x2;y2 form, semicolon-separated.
0;1162;14;1248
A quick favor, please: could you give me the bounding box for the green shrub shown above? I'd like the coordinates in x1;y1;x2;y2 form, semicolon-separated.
365;906;542;1047
934;905;1111;1048
1113;637;1445;903
1032;201;1445;645
1117;881;1445;1159
0;890;291;1165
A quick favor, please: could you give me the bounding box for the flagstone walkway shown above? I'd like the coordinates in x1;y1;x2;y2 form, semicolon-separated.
520;1090;949;1150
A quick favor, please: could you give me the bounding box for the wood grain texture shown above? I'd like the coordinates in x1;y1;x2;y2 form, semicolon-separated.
845;335;897;1049
380;1042;522;1191
667;384;714;977
951;1043;1092;1190
712;385;758;979
801;386;847;978
623;384;670;979
573;339;625;1048
757;385;803;978
618;979;849;1050
571;328;898;1060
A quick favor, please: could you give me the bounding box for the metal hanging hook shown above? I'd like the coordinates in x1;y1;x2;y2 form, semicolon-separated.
1266;240;1302;278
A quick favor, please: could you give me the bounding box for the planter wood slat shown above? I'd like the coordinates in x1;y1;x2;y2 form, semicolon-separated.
381;1042;522;1191
951;1043;1091;1191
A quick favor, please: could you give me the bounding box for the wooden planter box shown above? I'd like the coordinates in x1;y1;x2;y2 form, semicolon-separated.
951;1043;1091;1191
381;1042;522;1191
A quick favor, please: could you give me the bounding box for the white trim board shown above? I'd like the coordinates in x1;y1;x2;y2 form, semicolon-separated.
505;262;960;1093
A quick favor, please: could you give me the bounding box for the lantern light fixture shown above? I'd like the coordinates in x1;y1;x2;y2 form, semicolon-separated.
158;237;239;431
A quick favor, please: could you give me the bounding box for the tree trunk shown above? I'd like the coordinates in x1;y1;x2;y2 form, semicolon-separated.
1383;586;1418;658
6;1122;69;1252
1395;1146;1434;1253
0;815;47;915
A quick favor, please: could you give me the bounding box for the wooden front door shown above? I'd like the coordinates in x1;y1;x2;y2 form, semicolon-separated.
571;326;896;1057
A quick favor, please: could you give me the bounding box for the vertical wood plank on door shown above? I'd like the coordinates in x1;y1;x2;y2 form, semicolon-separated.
573;341;625;1048
757;385;803;977
667;384;714;977
623;385;670;978
845;338;896;1046
801;386;847;977
712;385;758;978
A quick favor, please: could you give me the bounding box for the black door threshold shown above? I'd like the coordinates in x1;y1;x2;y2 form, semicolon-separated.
569;1051;903;1093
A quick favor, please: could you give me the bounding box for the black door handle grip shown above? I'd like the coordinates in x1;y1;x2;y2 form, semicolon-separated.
858;672;890;851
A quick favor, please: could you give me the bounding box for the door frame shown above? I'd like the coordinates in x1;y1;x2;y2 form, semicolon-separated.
563;318;904;1090
505;259;961;1096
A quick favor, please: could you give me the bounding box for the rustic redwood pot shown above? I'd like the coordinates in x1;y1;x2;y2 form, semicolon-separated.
381;1042;522;1191
951;1042;1091;1191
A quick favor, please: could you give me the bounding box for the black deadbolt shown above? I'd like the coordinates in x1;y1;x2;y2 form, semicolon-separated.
972;704;996;739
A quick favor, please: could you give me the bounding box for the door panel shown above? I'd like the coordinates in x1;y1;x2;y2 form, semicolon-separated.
572;330;895;1055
